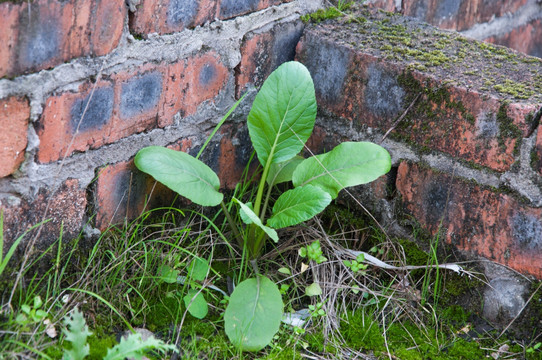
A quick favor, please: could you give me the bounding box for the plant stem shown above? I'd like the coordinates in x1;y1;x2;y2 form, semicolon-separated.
220;201;244;249
261;180;274;224
253;152;273;218
250;259;260;275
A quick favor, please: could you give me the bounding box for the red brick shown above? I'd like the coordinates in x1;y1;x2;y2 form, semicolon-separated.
401;0;528;31
485;19;542;58
90;0;126;56
181;52;230;116
161;52;229;127
94;159;176;230
236;20;303;97
93;137;198;229
38;53;229;162
38;80;117;163
0;0;125;78
129;0;217;36
0;4;19;78
296;10;542;172
0;178;87;249
218;0;292;20
396;161;542;279
0;97;29;177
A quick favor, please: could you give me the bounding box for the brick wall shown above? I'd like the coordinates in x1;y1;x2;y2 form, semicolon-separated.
0;0;323;250
296;7;542;279
1;0;542;280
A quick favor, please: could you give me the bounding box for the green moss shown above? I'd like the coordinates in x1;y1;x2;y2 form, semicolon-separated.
440;305;469;325
305;331;326;352
85;324;118;360
340;311;386;353
264;347;302;360
494;80;535;99
447;338;485;359
496;103;523;155
300;7;344;23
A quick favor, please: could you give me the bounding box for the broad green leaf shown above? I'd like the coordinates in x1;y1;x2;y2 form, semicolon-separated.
305;283;322;297
103;332;177;360
266;156;304;187
239;202;254;224
267;185;331;229
183;289;208;319
134;146;223;206
247;61;317;166
62;307;92;360
158;265;178;284
234;198;278;242
224;276;283;352
188;257;209;282
292;142;391;199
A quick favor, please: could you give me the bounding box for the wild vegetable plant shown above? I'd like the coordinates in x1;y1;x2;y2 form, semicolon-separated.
134;61;391;351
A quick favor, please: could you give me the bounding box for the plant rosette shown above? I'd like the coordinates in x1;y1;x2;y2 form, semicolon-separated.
134;61;391;351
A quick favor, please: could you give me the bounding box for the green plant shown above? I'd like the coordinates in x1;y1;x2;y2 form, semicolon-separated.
15;296;49;327
299;241;327;264
308;302;326;318
62;307;177;360
527;342;541;354
343;253;368;274
134;61;391;351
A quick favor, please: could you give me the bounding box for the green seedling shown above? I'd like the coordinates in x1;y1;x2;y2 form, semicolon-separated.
134;61;391;351
15;296;48;327
161;256;213;320
527;342;541;354
299;240;327;264
308;302;326;318
343;253;368;274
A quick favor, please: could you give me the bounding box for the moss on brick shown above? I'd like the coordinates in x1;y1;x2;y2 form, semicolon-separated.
496;102;523;155
301;6;346;23
311;4;542;103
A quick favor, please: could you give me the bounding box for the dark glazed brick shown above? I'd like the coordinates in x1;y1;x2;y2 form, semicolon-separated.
422;181;451;225
364;64;405;118
435;0;461;20
272;23;304;67
235;21;304;97
120;72;163;119
167;0;199;27
199;62;217;87
299;36;350;105
70;86;114;133
219;0;259;18
512;213;542;251
237;20;303;97
17;6;60;71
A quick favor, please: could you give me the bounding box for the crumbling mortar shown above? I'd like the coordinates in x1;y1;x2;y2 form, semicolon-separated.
501;130;542;206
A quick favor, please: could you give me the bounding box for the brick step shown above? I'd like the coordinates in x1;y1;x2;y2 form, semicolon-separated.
296;6;542;278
